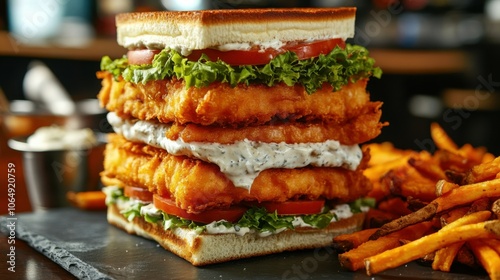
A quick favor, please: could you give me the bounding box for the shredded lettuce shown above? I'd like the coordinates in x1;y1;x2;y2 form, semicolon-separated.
349;197;376;213
302;211;335;229
100;44;382;94
237;207;296;232
121;202;143;222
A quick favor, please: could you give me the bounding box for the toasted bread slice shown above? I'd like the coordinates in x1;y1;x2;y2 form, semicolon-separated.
116;8;355;51
107;202;365;266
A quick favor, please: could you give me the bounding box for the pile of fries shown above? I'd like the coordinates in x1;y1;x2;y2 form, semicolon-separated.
333;123;500;279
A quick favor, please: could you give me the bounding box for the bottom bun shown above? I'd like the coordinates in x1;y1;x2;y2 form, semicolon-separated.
107;203;365;266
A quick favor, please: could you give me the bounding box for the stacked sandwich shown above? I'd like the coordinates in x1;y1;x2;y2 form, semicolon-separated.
97;7;385;266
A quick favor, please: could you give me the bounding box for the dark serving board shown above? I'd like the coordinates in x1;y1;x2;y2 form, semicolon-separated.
0;208;489;280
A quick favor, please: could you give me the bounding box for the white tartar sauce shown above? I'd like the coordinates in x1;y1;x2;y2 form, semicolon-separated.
27;125;97;150
215;39;285;52
107;112;362;190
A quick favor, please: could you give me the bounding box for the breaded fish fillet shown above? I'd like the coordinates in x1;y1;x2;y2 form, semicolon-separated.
166;101;384;145
101;134;372;213
97;71;371;126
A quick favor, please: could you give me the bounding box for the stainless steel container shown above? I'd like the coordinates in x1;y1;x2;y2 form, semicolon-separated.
8;133;106;211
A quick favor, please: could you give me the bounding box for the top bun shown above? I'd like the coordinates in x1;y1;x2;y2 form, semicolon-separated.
116;7;356;54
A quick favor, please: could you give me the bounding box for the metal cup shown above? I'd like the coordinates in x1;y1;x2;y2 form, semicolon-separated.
8;133;106;211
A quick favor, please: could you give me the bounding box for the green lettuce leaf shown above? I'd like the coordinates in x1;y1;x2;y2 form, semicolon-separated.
301;211;335;229
161;213;204;233
349;197;376;213
100;44;382;94
237;207;296;232
121;202;143;222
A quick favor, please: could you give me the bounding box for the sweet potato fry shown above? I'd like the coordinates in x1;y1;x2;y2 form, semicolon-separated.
332;228;379;253
364;209;401;228
377;197;412;216
480;239;500;255
435;180;459;197
467;198;492;214
364;156;415;201
435;149;477;174
406;196;428;212
339;221;433;271
439;207;469;227
67;191;107;210
408;157;446;181
468;239;500;280
364;142;416;166
444;169;466;185
430;122;458;153
432;242;464;272
463;156;500;184
393;179;437;203
434;179;500;213
365;218;499;276
340;236;400;271
433;208;473;271
369;202;438;240
456;245;478;268
385;167;437;202
457;143;494;165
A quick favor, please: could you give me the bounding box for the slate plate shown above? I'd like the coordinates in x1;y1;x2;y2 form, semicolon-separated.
0;208;489;280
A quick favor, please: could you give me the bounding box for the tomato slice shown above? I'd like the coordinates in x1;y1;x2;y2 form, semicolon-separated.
124;186;154;203
127;49;160;65
127;38;345;66
187;47;279;66
285;38;345;61
258;200;325;215
153;194;247;224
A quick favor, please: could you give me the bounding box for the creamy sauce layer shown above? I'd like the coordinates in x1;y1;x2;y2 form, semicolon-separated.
107;112;362;190
215;40;285;52
27;126;97;150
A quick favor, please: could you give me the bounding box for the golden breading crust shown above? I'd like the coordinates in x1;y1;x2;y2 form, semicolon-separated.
101;134;372;213
166;101;385;145
97;71;371;126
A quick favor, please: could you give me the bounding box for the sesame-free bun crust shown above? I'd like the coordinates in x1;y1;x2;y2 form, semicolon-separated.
107;202;365;266
116;8;356;51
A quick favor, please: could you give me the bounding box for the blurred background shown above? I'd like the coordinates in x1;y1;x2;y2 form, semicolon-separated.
0;0;499;212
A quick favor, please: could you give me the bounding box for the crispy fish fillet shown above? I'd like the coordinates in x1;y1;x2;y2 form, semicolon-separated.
97;71;371;126
101;134;372;213
166;101;384;145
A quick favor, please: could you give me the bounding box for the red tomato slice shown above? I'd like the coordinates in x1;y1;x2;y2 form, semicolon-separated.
127;49;160;65
153;194;247;224
127;38;345;66
187;47;279;66
285;38;345;60
258;200;325;215
124;186;154;203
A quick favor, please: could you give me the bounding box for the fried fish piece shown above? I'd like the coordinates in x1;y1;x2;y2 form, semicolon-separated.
97;71;371;126
166;101;384;145
101;134;372;213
